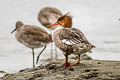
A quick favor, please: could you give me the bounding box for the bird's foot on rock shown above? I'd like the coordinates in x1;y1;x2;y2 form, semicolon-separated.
64;63;71;69
70;61;80;66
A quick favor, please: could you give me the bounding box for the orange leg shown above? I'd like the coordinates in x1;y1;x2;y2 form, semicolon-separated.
70;54;80;66
64;55;70;69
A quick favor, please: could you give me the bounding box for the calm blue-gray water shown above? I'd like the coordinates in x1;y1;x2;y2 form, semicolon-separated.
0;0;120;77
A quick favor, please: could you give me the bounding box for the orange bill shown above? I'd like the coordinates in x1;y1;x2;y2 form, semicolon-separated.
47;23;59;27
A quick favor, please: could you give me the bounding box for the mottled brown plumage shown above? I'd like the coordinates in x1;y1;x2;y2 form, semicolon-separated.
53;28;94;55
48;14;95;68
11;21;52;68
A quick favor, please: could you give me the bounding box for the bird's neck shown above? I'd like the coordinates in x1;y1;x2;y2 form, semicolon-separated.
55;25;64;30
52;26;64;34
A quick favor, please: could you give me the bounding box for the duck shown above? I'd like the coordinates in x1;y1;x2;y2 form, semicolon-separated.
47;13;95;68
11;21;52;68
38;7;62;59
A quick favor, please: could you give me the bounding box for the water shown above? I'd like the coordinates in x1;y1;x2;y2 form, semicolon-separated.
0;0;120;77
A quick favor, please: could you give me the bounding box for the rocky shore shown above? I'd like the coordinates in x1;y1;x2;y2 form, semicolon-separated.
0;54;120;80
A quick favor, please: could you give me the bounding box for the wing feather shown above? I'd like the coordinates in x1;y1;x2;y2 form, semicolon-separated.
22;25;51;43
60;28;89;46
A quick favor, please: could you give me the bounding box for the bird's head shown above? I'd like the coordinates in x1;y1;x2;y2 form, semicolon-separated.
47;12;72;28
11;21;24;33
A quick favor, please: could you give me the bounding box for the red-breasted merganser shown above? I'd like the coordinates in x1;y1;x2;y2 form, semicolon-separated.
47;13;95;68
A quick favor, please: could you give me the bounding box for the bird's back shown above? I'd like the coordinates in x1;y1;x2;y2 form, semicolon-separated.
15;25;52;48
53;28;94;55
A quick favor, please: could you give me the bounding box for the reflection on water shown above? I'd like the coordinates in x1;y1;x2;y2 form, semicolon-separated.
0;0;120;76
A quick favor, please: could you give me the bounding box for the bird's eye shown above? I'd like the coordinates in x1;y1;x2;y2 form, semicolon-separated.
16;24;21;28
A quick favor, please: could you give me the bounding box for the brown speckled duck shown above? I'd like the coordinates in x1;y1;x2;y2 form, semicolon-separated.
11;21;52;68
47;13;95;68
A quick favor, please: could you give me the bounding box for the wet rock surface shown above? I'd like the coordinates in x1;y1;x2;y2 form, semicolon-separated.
1;59;120;80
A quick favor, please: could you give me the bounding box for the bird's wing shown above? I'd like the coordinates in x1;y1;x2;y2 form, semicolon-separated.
59;28;89;46
23;25;50;42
